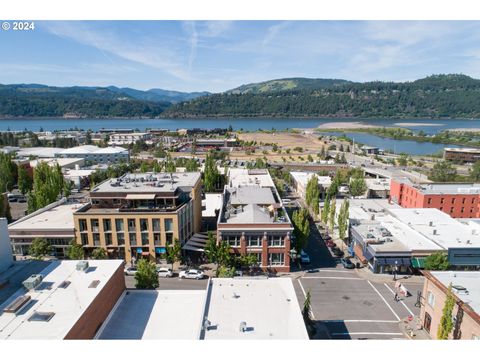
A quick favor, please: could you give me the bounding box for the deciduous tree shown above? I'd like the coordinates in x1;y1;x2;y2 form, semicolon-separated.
134;259;159;289
29;238;51;259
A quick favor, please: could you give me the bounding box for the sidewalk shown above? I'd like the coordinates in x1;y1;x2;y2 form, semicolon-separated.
354;267;425;285
399;315;430;340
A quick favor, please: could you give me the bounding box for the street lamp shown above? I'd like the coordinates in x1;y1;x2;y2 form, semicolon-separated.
393;260;398;281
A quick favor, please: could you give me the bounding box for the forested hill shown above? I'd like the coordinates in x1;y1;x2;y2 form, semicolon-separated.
0;84;208;118
163;74;480;119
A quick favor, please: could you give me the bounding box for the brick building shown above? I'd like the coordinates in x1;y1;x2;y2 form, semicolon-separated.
217;169;293;272
444;147;480;164
420;271;480;340
390;177;480;218
73;172;202;263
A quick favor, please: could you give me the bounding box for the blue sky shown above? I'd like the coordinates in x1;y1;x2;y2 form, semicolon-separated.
1;20;480;92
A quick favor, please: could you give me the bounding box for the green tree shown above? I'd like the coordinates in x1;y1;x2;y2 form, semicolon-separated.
164;158;176;172
0;195;12;223
17;166;33;195
204;232;233;276
424;252;450;270
204;152;220;192
29;238;51;259
165;238;182;270
292;208;310;253
470;161;480;181
321;193;331;226
28;162;65;212
397;153;409;166
305;175;320;217
329;197;336;232
91;247;108;259
429;161;457;182
437;284;456;340
350;177;367;197
67;240;85;260
0;152;18;192
337;198;349;240
134;259;159;289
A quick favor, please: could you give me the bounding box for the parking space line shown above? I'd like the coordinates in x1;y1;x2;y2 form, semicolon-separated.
383;283;415;316
322;319;399;323
367;280;400;321
331;332;403;336
297;279;315;320
314;269;352;273
302;276;363;280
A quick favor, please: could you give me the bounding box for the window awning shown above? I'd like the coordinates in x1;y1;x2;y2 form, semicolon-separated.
126;194;156;200
411;257;425;268
377;258;411;266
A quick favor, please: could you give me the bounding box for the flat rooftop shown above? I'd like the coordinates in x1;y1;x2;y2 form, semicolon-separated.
416;183;480;195
29;157;84;168
17;147;64;158
91;172;201;194
365;178;390;191
98;289;206;340
388;208;480;249
363;167;431;184
341;198;401;223
227;168;275;188
8;201;82;234
444;147;480;154
290;171;332;187
0;260;124;339
429;271;480;315
203;278;308;340
202;193;222;217
228;186;275;205
56;145;128;155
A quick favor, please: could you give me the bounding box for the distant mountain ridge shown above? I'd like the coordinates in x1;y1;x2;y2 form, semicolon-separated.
164;74;480;119
226;77;352;94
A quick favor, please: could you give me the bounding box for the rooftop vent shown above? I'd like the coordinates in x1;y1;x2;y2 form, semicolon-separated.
28;311;55;322
58;280;71;289
88;280;101;288
22;274;43;290
432;229;437;235
3;295;31;313
429;221;434;227
239;321;247;332
76;261;89;272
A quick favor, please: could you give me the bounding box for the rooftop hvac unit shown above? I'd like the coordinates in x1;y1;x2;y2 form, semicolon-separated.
76;260;89;272
429;221;434;227
23;274;43;290
239;321;247;332
432;229;437;235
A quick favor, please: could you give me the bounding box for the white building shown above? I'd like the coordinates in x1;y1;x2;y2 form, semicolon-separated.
290;171;332;200
108;132;152;146
55;145;129;164
29;157;85;170
0;218;13;273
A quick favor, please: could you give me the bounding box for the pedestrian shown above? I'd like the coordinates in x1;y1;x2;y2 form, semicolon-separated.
394;293;399;302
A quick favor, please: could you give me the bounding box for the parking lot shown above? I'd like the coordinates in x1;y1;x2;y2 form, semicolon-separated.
124;273;209;290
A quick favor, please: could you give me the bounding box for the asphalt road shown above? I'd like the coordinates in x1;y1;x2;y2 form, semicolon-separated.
124;274;209;290
293;225;423;340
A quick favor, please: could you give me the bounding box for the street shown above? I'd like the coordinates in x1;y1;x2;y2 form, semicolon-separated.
293;222;423;340
124;273;209;290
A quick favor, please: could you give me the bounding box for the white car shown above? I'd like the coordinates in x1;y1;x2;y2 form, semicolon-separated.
124;267;137;276
156;267;173;278
179;269;205;280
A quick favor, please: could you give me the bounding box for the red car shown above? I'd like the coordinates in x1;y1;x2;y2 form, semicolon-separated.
326;240;336;248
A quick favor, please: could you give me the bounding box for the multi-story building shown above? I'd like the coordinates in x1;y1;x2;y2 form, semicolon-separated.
444;147;480;164
73;172;202;263
290;171;332;200
8;199;81;258
0;218;13;273
55;145;129;164
217;169;293;272
108;132;152;145
390;177;480;218
420;271;480;340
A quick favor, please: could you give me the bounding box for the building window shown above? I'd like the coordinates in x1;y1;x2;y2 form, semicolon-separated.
268;235;285;247
80;233;89;246
472;198;476;204
451;198;456;204
440;198;445;204
427;198;432;205
117;233;125;246
225;235;240;247
450;207;454;213
152;219;161;232
141;232;149;246
91;219;99;233
140;219;149;232
129;232;137;246
164;218;173;232
103;219;112;232
247;235;262;247
128;219;136;232
462;198;466;204
427;291;435;308
461;207;465;213
165;233;173;246
79;219;88;232
440;207;443;211
268;253;284;266
153;233;161;246
93;233;100;246
115;219;124;232
105;233;112;246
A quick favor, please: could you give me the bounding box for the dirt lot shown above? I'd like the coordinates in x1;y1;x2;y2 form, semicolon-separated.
238;131;328;151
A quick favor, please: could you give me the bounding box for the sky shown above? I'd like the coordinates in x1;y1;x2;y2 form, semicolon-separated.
2;20;480;93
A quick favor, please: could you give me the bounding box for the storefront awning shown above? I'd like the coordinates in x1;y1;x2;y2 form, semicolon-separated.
182;233;209;252
126;194;156;200
155;247;166;254
377;258;411;266
411;257;425;268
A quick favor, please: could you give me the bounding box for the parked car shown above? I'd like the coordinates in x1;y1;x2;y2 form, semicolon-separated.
325;240;336;248
281;198;292;204
156;267;173;278
124;267;137;276
179;269;205;280
332;248;344;257
306;268;319;273
300;250;311;264
340;258;355;269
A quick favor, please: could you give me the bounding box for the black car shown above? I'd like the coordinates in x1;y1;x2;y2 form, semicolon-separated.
332;248;344;257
